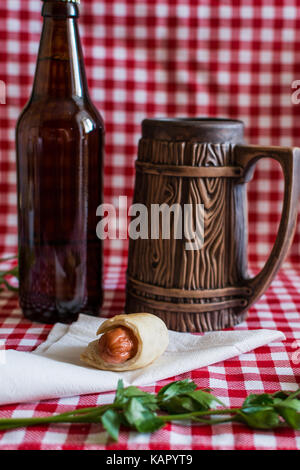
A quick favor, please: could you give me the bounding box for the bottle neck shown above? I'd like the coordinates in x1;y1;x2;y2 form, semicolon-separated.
31;2;89;100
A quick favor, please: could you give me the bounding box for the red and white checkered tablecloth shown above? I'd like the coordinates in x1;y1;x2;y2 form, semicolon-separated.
0;263;300;450
1;0;300;450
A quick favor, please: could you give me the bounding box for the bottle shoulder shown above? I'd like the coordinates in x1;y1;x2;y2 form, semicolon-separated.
16;96;104;133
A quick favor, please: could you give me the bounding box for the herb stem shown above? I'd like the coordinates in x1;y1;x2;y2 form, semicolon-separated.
0;256;18;263
159;407;240;422
191;416;236;425
0;256;18;292
285;388;300;401
0;404;117;431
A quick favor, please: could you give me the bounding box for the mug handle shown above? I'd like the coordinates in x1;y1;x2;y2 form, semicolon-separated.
234;144;300;310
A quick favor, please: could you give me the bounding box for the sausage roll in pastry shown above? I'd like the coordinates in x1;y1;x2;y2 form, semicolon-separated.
80;313;169;371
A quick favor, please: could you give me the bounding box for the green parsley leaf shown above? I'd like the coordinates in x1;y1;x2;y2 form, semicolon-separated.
242;393;275;407
123;397;164;433
274;398;300;429
114;381;157;411
237;407;281;430
157;379;197;402
160;389;223;414
101;409;121;441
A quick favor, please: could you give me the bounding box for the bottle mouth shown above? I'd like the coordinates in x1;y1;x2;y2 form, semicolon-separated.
42;0;79;17
141;117;245;144
42;0;80;3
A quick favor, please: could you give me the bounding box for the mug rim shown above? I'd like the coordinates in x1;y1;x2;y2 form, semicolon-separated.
141;116;245;143
142;117;244;127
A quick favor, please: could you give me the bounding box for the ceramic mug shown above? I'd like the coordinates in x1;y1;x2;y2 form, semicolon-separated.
125;118;300;332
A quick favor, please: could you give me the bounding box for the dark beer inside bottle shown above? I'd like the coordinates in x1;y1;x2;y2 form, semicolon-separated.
16;0;104;323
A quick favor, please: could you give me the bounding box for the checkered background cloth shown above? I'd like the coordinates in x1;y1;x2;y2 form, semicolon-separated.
0;0;300;450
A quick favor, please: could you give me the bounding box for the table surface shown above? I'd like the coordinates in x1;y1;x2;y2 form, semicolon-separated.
0;263;300;451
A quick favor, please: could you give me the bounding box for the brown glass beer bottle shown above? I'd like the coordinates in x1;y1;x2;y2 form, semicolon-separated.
16;0;104;323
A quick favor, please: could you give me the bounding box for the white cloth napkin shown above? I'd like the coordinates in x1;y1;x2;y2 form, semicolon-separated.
0;314;285;406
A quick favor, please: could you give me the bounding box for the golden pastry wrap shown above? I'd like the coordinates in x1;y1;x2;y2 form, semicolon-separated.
80;313;169;371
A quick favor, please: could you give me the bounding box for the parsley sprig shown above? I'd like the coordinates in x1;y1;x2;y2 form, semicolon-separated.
0;379;299;441
0;256;18;292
